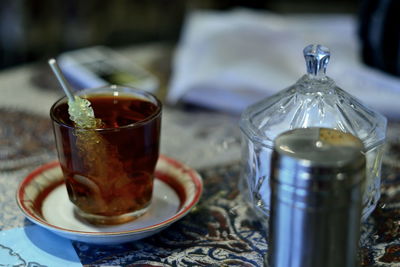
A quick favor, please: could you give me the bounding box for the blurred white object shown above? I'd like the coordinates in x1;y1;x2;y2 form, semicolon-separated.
58;46;159;92
168;9;400;119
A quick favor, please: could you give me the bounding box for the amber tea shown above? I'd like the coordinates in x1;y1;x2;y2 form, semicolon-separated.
50;86;161;225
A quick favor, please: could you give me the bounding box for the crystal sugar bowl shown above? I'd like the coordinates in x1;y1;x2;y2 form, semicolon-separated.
239;44;387;221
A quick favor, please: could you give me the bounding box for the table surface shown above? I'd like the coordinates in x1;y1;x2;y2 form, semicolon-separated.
1;43;400;266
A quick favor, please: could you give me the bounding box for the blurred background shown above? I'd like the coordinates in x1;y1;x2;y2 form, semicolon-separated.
0;0;358;69
0;0;398;77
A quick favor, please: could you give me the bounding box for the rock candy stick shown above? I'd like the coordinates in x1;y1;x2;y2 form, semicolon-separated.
49;59;131;214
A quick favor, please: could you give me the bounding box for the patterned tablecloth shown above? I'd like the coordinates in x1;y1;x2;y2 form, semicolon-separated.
73;163;266;266
2;107;400;266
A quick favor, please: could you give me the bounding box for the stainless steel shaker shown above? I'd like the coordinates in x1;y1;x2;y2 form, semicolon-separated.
267;128;366;267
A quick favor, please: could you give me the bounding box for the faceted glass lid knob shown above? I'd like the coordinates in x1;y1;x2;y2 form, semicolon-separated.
303;44;330;77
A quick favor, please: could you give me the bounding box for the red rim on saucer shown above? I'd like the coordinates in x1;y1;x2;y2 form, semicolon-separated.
16;155;203;244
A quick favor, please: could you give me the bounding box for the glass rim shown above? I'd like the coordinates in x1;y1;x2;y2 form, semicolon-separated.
50;85;162;132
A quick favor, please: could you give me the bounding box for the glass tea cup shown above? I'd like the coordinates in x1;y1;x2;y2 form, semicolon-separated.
50;85;162;225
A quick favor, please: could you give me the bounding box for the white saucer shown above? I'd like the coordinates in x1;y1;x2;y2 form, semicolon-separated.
16;155;203;244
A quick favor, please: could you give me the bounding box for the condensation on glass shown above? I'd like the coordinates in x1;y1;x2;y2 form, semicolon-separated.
239;44;387;221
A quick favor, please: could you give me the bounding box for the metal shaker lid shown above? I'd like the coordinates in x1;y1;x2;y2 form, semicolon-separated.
271;127;365;193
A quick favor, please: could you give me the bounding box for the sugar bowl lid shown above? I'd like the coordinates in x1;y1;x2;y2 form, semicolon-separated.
239;44;387;151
